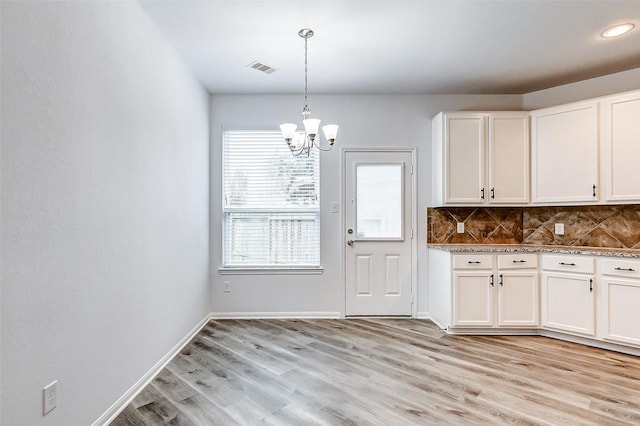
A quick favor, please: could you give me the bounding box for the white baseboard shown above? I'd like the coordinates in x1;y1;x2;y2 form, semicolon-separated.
416;311;430;319
92;315;211;426
539;329;640;357
209;311;341;319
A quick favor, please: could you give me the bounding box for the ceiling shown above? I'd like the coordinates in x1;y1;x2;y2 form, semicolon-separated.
139;0;640;95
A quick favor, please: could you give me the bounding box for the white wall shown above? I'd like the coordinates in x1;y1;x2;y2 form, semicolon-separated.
523;67;640;109
1;2;209;425
210;94;523;317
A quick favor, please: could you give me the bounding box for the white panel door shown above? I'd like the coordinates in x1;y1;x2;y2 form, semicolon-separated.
344;151;413;316
602;278;640;347
488;113;530;204
541;272;595;336
453;272;495;327
531;101;599;204
602;91;640;202
445;113;486;204
497;271;538;327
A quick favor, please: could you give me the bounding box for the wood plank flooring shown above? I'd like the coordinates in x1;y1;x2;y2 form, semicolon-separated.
111;319;640;425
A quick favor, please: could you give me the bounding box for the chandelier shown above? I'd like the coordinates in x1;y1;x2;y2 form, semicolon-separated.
280;28;339;156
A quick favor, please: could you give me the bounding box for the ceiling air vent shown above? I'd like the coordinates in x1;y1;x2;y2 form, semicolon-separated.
247;61;277;75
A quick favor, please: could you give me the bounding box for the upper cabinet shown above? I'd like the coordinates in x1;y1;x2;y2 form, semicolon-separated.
531;101;599;204
432;112;529;206
488;114;530;204
601;90;640;203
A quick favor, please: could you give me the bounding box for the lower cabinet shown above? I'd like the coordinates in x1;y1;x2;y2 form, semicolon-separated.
540;255;595;336
429;248;640;353
451;253;538;330
497;270;539;327
600;258;640;347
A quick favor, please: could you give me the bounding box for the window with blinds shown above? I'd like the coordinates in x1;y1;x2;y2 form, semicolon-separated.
223;131;320;267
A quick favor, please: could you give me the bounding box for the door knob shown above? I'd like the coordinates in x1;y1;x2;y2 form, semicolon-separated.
347;240;354;246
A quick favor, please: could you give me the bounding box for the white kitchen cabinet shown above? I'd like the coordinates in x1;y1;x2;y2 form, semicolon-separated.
531;101;599;204
541;255;595;336
432;112;529;206
488;114;530;204
496;255;539;327
443;252;538;330
453;272;495;327
600;258;640;347
601;90;640;203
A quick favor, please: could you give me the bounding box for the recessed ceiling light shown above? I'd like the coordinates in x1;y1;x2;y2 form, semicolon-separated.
601;23;635;38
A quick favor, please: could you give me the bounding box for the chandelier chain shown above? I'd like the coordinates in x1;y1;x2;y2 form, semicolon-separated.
303;34;309;113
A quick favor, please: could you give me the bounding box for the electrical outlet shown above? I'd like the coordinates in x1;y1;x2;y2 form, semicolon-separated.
223;281;231;293
43;380;57;416
554;223;565;235
457;222;465;233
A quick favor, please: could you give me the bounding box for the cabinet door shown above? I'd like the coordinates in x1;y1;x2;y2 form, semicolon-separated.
497;271;538;327
445;113;486;204
531;102;599;204
541;272;595;336
602;91;640;202
453;272;495;327
488;114;530;204
601;278;640;347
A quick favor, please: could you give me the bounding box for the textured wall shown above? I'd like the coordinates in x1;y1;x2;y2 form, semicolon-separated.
428;205;640;249
1;2;209;424
210;93;524;318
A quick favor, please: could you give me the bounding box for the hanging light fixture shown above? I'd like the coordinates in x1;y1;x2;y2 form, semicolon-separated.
280;28;339;156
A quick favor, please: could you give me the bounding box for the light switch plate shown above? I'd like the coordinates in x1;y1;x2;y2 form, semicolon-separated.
43;380;57;416
554;223;565;235
457;222;465;233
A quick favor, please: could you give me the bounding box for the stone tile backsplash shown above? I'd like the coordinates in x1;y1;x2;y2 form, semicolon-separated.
428;205;640;249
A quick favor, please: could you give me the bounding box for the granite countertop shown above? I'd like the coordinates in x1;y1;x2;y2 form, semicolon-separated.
427;244;640;258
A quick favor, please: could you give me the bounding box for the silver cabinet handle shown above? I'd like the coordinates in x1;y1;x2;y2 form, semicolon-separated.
614;267;636;272
467;261;481;264
512;260;527;263
559;262;576;266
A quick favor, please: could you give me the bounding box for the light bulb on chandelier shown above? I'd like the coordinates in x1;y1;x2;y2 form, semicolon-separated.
280;28;339;156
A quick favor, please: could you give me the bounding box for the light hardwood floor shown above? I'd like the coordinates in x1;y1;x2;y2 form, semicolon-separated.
111;319;640;425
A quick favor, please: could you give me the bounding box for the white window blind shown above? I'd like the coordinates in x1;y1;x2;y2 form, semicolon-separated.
223;131;320;267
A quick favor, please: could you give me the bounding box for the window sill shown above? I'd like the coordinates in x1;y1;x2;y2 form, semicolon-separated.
218;267;324;275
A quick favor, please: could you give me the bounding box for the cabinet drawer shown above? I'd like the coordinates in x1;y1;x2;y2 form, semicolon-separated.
602;258;640;279
453;254;494;270
541;255;594;274
497;254;538;269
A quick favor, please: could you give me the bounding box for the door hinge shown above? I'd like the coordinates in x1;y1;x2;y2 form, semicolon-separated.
411;228;414;239
410;164;414;175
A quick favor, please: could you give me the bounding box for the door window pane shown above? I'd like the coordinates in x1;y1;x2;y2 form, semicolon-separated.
356;164;403;238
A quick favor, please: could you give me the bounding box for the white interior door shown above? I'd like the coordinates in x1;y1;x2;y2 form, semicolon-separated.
344;151;413;316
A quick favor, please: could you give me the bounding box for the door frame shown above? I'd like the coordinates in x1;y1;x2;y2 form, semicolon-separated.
341;148;418;318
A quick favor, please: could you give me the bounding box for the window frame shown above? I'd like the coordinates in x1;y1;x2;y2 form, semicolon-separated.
219;130;323;274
